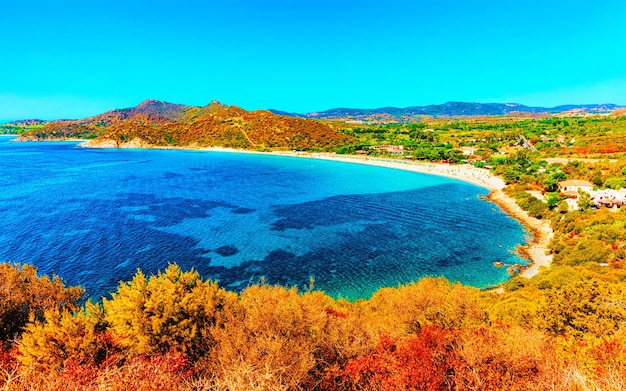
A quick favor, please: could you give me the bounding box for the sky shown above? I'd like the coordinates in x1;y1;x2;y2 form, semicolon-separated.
2;0;626;120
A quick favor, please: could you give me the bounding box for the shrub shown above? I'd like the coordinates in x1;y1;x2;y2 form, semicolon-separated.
0;263;83;342
103;264;235;358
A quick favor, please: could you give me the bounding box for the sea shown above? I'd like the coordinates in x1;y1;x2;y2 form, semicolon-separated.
0;136;528;301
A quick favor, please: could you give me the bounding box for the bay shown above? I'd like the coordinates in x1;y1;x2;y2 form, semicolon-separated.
0;137;528;300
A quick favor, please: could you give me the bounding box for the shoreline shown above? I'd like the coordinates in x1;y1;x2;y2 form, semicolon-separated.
281;152;552;278
82;141;553;278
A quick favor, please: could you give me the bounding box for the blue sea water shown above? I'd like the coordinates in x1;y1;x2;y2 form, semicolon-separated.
0;136;528;301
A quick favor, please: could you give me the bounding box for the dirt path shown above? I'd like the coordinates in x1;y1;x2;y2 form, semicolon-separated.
239;128;257;147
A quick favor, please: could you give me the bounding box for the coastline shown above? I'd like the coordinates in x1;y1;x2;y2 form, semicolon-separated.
202;148;553;278
282;152;552;278
487;190;553;278
81;140;553;278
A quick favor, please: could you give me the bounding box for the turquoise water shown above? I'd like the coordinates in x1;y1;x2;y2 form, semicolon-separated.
0;137;528;300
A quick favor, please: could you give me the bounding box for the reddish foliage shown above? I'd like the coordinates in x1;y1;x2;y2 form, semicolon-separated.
599;144;624;154
147;350;195;379
61;358;100;387
325;308;348;319
592;339;626;380
575;146;589;155
0;346;18;371
336;326;455;390
58;350;195;389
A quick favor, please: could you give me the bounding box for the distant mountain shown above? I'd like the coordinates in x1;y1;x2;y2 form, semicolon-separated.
19;100;355;151
2;119;48;126
270;102;624;121
16;100;626;146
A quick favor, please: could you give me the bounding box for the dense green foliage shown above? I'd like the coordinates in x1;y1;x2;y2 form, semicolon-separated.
0;121;45;135
340;114;626;164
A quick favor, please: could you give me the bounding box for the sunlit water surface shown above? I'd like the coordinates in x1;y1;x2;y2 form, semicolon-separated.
0;137;528;300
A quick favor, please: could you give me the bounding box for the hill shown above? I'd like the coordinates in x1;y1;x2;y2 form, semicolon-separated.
271;102;623;121
19;100;355;151
611;107;626;116
93;99;190;123
1;119;48;134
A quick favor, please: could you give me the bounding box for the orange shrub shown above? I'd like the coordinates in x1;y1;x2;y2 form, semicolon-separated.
334;327;456;391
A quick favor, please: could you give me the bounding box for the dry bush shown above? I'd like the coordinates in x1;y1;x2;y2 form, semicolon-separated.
104;264;236;358
361;277;489;336
18;302;109;370
0;263;83;342
5;351;193;391
204;285;320;390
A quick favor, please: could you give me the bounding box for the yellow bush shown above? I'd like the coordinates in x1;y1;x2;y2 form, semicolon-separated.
0;263;83;342
361;277;489;336
103;264;235;357
18;301;104;370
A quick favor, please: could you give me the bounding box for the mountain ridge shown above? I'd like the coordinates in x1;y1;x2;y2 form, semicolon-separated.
6;100;624;126
19;100;355;151
269;102;623;120
92;99;191;123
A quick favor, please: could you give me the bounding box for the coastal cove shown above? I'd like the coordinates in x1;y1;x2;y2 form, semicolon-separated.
84;141;552;278
278;151;553;279
2;138;533;300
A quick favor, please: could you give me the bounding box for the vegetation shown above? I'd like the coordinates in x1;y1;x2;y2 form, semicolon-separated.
2;263;626;390
339;113;626;161
19;100;355;151
6;109;626;389
0;120;46;135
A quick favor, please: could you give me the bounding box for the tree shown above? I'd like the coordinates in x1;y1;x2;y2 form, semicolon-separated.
577;190;592;210
546;194;561;209
543;177;558;192
503;167;522;184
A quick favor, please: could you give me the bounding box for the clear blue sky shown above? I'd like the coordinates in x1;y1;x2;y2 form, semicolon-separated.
2;0;625;120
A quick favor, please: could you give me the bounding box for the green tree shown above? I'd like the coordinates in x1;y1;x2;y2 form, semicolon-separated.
546;194;561;209
543;177;558;192
577;190;592;210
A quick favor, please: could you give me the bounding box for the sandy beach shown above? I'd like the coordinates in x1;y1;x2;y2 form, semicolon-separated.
83;141;553;278
269;152;553;278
